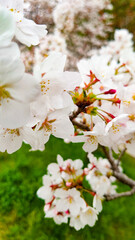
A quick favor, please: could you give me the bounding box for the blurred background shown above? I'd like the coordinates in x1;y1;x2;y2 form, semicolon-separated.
0;0;135;239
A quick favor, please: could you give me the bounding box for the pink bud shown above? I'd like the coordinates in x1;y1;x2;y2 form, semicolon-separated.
66;182;72;187
65;210;70;215
104;89;116;95
115;99;121;104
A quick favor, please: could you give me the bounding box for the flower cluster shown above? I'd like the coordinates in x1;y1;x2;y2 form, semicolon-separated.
70;29;135;156
0;2;82;154
0;0;46;152
37;154;117;230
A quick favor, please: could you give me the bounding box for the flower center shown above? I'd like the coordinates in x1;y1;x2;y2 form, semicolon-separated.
67;196;73;204
0;86;11;104
132;94;135;101
40;118;56;132
88;209;93;215
5;128;20;136
40;79;50;95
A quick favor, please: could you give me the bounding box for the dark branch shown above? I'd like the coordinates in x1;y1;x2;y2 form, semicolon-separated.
113;171;135;187
69;107;85;121
102;146;135;200
71;119;90;131
118;147;127;162
105;187;135;201
102;146;119;171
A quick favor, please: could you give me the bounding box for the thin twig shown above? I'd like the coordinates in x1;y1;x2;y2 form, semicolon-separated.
118;147;127;162
113;171;135;188
102;146;135;187
105;187;135;201
102;146;119;171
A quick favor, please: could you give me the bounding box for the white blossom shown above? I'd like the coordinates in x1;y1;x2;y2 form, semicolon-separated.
0;0;47;46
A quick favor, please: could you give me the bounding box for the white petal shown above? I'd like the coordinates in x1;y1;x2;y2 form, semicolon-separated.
70;216;85;231
83;137;98;153
70;203;80;216
93;195;103;213
53;118;74;139
0;128;23;153
37;186;53;202
57;154;64;165
0;7;15;46
9;73;40;103
47;163;59;175
55;199;67;212
16;18;47;47
59;72;82;91
73;159;83;170
0;56;24;85
0;99;30;128
54;189;68;199
40;52;66;74
0;0;24;12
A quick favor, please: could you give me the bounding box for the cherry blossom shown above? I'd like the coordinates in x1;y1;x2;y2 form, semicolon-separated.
54;188;86;216
37;154;118;229
0;0;47;46
0;47;39;128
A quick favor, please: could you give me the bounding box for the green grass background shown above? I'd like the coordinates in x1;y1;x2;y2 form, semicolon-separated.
0;136;135;240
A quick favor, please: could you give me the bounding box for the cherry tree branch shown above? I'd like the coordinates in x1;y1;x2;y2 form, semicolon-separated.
71;119;90;131
102;146;119;171
69;106;86;121
105;187;135;201
70;106;91;131
118;147;127;162
113;171;135;187
102;146;135;200
102;146;135;187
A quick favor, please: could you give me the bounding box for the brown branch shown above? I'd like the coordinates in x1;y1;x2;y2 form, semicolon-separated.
102;146;135;201
105;187;135;201
102;147;135;187
69;106;85;121
102;146;119;171
71;119;90;131
118;147;127;162
70;106;92;131
113;171;135;188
